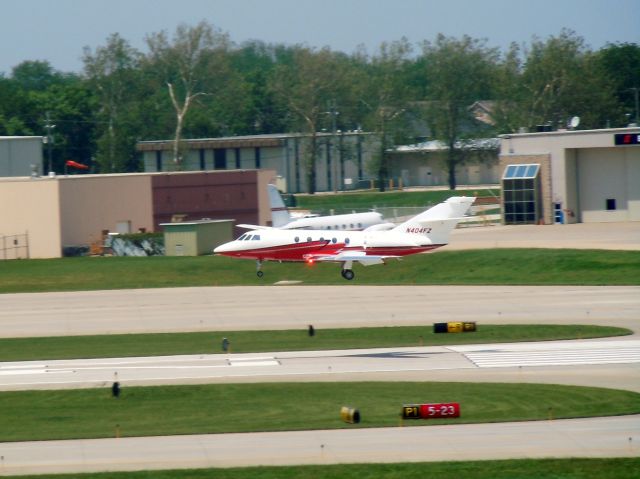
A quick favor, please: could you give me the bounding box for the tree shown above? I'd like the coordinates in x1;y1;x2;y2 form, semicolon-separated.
596;42;640;125
519;30;620;130
420;34;499;189
145;21;231;168
355;39;415;191
83;34;142;172
269;46;348;193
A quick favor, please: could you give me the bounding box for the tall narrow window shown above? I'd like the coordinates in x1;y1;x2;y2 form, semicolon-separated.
502;164;541;225
214;149;227;169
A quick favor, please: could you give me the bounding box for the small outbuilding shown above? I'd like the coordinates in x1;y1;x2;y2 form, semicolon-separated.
161;219;235;256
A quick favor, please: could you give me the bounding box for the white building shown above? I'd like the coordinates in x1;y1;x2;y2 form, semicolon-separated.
500;127;640;224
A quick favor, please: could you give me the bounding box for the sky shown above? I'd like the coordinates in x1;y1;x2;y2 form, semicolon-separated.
1;0;638;75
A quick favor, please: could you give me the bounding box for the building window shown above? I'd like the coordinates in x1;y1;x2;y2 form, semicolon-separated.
199;149;205;170
255;147;261;168
214;149;227;169
502;164;541;225
606;198;616;211
235;148;241;169
155;151;162;172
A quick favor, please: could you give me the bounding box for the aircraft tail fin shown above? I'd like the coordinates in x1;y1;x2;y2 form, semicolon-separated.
392;196;474;244
268;184;291;227
392;196;474;233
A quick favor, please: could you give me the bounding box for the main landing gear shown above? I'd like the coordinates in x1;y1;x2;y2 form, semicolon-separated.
341;261;355;280
341;269;355;281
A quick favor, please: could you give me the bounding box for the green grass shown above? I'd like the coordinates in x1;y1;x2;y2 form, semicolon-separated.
294;189;500;213
0;325;630;361
2;382;639;442
10;458;640;479
1;249;639;293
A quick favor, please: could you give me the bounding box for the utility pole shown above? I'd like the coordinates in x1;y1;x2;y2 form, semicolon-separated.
44;112;55;174
327;100;339;193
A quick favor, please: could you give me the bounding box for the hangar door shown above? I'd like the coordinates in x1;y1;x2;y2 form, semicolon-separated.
576;147;640;222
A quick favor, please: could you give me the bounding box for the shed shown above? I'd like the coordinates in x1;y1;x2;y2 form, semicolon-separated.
161;219;235;256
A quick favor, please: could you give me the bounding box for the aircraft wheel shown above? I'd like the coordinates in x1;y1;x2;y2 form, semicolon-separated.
342;269;355;281
257;271;264;278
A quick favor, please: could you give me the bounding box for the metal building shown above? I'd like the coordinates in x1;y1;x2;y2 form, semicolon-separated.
0;136;43;177
500;127;640;224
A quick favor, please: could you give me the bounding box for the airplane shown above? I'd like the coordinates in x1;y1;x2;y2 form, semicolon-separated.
268;184;388;231
214;196;475;280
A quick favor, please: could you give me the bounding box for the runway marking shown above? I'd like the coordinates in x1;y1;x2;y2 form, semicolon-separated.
228;357;280;367
451;342;640;368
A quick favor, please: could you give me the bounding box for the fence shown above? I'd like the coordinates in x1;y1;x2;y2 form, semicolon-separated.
1;233;29;260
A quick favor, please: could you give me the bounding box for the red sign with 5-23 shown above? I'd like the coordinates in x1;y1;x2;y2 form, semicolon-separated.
420;402;460;419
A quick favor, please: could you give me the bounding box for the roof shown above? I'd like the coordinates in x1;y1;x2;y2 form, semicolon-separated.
393;137;500;153
160;219;234;226
136;131;372;151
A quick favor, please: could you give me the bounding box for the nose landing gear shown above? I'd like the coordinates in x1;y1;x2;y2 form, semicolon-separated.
256;260;263;278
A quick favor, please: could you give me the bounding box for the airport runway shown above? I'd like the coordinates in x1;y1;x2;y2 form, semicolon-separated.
1;339;640;392
1;285;639;337
1;415;638;476
1;284;638;474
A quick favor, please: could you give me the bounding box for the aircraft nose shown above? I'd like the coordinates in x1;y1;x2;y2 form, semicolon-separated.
213;242;231;254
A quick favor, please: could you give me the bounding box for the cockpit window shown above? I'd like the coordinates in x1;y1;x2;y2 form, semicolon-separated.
238;234;247;241
253;235;261;240
244;235;252;241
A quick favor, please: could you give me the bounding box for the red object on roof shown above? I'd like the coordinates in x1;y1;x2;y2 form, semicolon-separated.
65;160;89;170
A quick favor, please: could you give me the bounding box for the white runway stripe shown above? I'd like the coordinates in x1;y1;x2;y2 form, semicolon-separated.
460;345;640;368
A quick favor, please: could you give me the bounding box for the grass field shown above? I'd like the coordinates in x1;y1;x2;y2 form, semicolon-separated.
0;325;630;361
2;382;639;442
293;188;500;213
11;458;640;479
1;248;639;293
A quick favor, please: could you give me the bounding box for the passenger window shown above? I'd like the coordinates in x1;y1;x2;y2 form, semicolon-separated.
350;223;354;229
294;236;300;242
307;237;312;242
332;238;337;243
345;238;350;244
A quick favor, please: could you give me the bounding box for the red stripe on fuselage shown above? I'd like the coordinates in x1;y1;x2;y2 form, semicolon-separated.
217;241;444;262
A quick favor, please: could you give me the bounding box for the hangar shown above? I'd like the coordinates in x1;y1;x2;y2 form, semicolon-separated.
0;169;273;259
499;127;640;224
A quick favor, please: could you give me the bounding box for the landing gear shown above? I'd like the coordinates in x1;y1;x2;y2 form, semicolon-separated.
256;260;263;278
341;269;355;281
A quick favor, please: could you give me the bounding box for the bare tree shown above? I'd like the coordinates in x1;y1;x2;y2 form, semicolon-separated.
146;21;229;168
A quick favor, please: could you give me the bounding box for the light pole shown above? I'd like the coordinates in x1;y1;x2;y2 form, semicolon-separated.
44;112;55;174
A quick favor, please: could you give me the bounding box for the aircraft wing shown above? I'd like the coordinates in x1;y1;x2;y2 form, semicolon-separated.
304;250;400;266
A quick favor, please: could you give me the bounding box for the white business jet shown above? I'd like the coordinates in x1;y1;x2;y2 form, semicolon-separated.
214;196;475;280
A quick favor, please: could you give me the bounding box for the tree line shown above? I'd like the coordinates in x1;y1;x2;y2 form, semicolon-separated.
0;21;638;191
